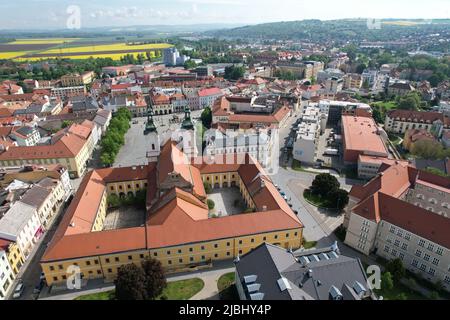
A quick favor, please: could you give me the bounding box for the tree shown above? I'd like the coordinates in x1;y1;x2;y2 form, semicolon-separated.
372;106;385;124
329;189;349;210
141;257;167;300
184;60;197;70
410;140;445;160
385;258;406;281
204;182;212;194
381;272;394;291
61;120;73;128
107;194;121;208
115;263;147;300
310;173;340;197
200;107;212;129
224;65;245;80
397;92;421;111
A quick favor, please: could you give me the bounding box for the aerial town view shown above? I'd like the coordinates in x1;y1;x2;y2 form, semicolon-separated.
0;0;449;313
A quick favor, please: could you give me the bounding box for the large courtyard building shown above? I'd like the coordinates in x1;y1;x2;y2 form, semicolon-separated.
344;162;450;291
40;112;303;286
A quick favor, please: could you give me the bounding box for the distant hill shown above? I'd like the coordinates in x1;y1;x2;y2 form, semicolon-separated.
206;19;450;45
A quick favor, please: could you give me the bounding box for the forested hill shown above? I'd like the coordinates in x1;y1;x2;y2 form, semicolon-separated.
206;19;450;46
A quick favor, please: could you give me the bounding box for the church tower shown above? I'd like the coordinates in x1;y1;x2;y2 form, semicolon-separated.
172;106;198;159
144;103;160;163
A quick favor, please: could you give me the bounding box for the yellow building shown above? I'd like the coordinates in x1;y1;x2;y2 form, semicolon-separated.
0;240;25;276
0;127;92;178
60;71;95;87
40;142;304;285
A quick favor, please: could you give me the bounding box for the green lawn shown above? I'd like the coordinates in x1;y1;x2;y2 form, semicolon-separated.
74;278;204;300
302;237;318;249
303;189;333;208
375;281;427;300
75;290;116;300
158;278;204;300
217;272;239;300
372;101;398;111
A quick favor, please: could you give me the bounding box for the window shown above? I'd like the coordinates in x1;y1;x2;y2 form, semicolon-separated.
274;235;278;240
190;257;194;262
389;226;395;233
418;239;425;247
97;270;102;275
384;245;390;253
153;252;157;257
423;254;430;262
251;239;255;243
108;268;112;273
391;250;397;257
53;277;58;282
178;249;182;254
58;265;63;270
415;250;422;257
399;253;405;260
396;229;403;237
189;248;193;252
401;243;408;251
115;257;119;262
168;260;172;265
436;247;443;256
179;259;183;263
419;264;427;271
428;268;436;276
94;260;99;265
86;261;91;266
394;239;400;247
201;246;205;250
50;266;55;271
166;251;171;255
239;250;242;254
427;243;434;251
214;244;218;248
411;259;418;267
432;258;440;266
238;240;242;245
214;254;218;258
128;256;132;261
444;276;450;284
227;242;231;247
105;258;110;263
140;254;144;259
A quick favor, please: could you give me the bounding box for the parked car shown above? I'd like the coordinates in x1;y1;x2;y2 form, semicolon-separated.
12;280;24;299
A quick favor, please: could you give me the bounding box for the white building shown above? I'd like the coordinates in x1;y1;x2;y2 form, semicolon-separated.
0;202;43;259
292;105;328;165
9;127;41;147
0;250;14;300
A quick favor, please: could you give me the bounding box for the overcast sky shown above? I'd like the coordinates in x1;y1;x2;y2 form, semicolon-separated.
1;0;449;30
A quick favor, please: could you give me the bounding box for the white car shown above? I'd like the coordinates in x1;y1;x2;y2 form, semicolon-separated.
12;281;24;299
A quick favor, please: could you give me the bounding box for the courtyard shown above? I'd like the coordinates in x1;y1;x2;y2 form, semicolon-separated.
207;187;247;217
103;206;146;230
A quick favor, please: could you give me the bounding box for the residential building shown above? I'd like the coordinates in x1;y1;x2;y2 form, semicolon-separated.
292;105;327;164
0;238;24;276
0;130;92;178
9;126;41;146
0;202;43;259
384;110;450;135
343;73;363;90
344;162;450;291
235;242;376;300
198;87;223;109
60;72;95;87
51;86;86;100
0;249;15;300
388;82;415;97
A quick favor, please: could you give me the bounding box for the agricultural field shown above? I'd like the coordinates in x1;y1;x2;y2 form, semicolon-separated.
0;37;172;61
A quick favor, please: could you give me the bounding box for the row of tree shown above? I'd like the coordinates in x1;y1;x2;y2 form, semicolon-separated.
100;108;132;167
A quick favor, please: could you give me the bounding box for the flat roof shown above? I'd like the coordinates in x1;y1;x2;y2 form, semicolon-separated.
342;116;388;156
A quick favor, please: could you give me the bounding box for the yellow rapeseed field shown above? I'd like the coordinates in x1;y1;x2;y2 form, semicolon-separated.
0;51;29;59
42;42;172;54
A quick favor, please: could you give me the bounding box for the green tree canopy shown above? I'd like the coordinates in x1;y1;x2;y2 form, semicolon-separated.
141;257;167;300
115;263;147;300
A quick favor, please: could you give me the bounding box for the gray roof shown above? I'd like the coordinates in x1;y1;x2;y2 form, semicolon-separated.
235;243;374;300
72;96;99;111
18;185;51;209
0;202;37;238
412;158;449;174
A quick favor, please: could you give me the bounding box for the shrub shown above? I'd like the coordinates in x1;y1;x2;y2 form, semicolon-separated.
207;199;215;210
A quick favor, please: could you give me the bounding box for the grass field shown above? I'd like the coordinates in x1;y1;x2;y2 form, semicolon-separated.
74;278;204;300
9;38;80;45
